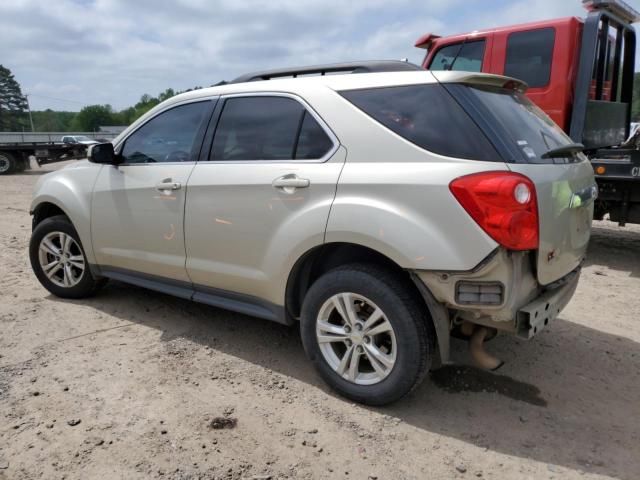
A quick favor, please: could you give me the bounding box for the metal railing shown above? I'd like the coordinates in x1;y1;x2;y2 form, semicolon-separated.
0;132;119;144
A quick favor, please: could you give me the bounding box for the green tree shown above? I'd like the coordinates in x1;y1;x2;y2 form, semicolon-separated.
31;109;75;132
70;104;116;131
0;64;29;131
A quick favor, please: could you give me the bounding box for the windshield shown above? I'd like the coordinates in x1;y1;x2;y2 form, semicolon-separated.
74;136;92;141
457;85;582;163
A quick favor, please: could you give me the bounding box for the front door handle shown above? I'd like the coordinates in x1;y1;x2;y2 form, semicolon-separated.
156;181;181;191
272;174;310;191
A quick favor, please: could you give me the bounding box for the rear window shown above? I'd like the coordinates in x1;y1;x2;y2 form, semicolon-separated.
505;28;555;88
340;84;500;161
459;85;577;162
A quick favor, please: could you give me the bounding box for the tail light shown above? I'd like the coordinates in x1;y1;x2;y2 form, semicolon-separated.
449;172;538;251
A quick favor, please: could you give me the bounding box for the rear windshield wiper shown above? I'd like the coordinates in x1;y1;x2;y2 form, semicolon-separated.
541;143;584;159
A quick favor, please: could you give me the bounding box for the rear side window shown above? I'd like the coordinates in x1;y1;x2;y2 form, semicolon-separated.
505;28;555;88
340;84;500;161
429;40;485;72
295;111;334;159
211;96;333;161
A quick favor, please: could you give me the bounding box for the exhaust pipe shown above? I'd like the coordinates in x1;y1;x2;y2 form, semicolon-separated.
469;326;504;371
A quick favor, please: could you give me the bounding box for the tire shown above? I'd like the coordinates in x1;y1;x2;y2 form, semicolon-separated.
300;263;434;405
0;151;16;175
29;215;107;298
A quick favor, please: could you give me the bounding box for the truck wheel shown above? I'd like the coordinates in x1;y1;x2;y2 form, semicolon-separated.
29;215;107;298
0;152;16;175
300;263;434;405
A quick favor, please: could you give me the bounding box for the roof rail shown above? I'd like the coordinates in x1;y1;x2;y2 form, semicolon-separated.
231;60;423;84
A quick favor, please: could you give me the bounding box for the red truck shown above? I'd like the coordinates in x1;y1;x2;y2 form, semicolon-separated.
416;0;640;225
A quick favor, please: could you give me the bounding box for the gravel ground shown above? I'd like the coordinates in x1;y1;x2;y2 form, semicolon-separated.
1;161;639;480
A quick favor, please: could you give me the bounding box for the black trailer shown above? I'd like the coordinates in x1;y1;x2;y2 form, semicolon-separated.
0;141;88;175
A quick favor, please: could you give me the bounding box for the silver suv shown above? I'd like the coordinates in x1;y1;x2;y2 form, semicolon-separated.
29;61;596;405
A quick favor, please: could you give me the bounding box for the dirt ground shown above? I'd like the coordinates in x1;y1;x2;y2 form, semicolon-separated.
1;161;639;480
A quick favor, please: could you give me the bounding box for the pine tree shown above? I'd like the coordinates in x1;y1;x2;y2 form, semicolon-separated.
0;65;29;131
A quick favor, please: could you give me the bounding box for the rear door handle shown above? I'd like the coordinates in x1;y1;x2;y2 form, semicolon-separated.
272;175;310;190
156;181;181;191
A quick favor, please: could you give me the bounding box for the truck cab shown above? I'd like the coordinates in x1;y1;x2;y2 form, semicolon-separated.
416;0;640;225
417;17;582;133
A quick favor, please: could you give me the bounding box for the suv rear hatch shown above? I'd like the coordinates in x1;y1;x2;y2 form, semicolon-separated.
440;75;596;285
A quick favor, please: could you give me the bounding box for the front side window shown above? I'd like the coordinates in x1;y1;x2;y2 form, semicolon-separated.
211;96;333;161
121;101;209;163
340;84;500;161
429;40;485;72
505;28;555;88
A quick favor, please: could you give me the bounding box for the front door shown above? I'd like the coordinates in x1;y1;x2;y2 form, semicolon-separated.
185;94;344;306
91;100;213;283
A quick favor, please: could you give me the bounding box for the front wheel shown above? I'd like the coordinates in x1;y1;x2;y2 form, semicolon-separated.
29;215;106;298
300;264;434;405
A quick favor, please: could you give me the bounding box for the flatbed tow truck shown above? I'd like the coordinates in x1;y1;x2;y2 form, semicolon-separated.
0;137;96;175
415;0;640;225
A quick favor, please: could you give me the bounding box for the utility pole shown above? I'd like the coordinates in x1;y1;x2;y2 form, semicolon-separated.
25;94;35;132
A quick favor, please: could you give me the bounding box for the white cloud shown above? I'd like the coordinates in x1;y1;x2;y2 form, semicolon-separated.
0;0;637;111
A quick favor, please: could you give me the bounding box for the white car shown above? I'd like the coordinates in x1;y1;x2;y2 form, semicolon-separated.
30;61;596;405
61;135;99;146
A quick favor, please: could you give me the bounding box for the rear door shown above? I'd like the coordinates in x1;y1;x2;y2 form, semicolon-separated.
184;94;344;304
91;100;213;284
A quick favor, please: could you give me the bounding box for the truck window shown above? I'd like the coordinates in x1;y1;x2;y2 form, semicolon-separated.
429;40;485;72
504;28;555;88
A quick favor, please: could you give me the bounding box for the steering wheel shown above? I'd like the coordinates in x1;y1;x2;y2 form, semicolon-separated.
164;150;190;162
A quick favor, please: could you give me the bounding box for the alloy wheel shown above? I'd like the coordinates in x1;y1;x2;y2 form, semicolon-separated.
316;292;397;385
37;231;85;288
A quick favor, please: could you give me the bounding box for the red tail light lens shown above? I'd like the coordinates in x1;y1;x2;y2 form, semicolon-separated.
449;172;539;251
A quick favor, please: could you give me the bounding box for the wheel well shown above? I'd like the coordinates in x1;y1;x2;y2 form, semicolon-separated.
32;202;68;229
285;242;422;321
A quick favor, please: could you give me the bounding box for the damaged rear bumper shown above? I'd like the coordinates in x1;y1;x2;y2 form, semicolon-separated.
413;249;582;338
515;268;580;339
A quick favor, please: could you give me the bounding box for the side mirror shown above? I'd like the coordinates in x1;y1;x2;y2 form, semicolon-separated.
88;143;120;165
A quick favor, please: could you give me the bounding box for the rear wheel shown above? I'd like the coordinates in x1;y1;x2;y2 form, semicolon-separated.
29;215;106;298
0;152;16;175
300;264;434;405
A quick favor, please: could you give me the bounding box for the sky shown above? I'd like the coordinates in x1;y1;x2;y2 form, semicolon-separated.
1;0;639;111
